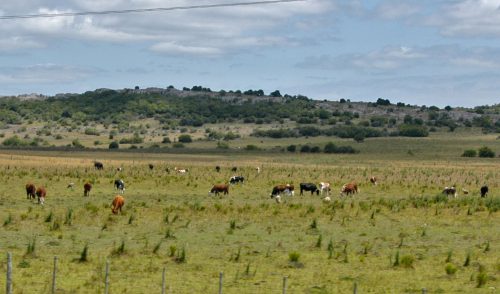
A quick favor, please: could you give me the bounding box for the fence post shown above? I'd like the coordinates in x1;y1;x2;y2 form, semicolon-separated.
161;267;166;294
282;276;288;294
6;252;12;294
52;256;58;294
218;272;223;294
104;260;110;294
353;282;358;294
422;288;427;294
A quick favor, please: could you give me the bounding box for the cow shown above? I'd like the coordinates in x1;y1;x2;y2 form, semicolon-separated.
442;186;457;198
116;167;123;172
319;182;331;196
215;166;221;172
340;182;358;196
94;161;104;170
480;186;489;198
229;176;244;185
300;183;319;196
256;167;261;174
270;184;294;198
231;166;237;172
148;164;154;170
462;188;469;195
26;183;36;200
174;167;188;174
370;176;378;185
274;195;282;204
111;195;125;214
67;182;75;189
209;184;229;196
36;186;46;205
114;179;125;194
84;183;92;197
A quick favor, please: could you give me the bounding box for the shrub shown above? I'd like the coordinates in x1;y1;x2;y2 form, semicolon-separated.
178;134;192;143
245;144;260;151
300;145;311;153
478;146;495;158
462;149;477;157
288;251;300;262
400;255;415;268
84;128;99;136
2;135;28;146
109;141;119;149
172;143;185;148
398;124;429;137
162;137;171;143
445;263;457;275
286;144;297;152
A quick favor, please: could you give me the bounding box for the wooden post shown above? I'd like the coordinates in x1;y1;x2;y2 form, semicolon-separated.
422;288;427;294
282;276;288;294
6;252;12;294
161;267;166;294
52;256;58;294
104;260;110;294
353;282;358;294
218;272;223;294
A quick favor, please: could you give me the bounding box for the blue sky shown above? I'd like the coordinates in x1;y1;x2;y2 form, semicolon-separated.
1;0;500;107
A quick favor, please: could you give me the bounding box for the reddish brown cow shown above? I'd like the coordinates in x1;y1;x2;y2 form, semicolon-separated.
370;176;378;185
36;186;47;205
340;182;358;196
111;195;125;214
270;184;295;198
209;184;229;196
26;183;36;200
84;183;92;197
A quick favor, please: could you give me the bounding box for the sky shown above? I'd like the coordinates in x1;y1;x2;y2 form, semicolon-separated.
1;0;500;107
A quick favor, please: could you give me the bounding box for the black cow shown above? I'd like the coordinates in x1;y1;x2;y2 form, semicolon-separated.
231;166;237;172
114;179;125;193
94;161;104;170
480;185;489;198
148;164;154;170
229;176;244;184
215;166;221;172
300;183;319;196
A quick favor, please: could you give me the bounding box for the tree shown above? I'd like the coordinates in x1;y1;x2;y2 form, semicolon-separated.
462;149;477;157
286;144;297;152
323;142;337;153
270;90;282;97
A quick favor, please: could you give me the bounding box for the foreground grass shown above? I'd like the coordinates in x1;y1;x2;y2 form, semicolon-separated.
0;148;498;293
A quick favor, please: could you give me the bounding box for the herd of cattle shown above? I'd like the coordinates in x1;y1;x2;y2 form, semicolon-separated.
23;162;491;213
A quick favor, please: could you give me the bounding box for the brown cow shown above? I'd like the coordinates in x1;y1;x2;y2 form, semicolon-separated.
26;183;36;200
370;176;378;185
84;183;92;197
209;184;229;196
111;195;125;214
340;182;358;196
36;186;46;205
270;184;295;198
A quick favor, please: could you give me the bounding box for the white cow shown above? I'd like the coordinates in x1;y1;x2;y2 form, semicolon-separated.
319;182;331;196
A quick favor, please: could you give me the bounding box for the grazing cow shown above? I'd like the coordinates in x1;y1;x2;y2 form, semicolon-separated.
67;182;75;189
36;186;46;205
274;195;282;204
462;188;469;195
340;182;358;196
83;183;92;197
231;166;237;172
209;184;229;196
114;179;125;194
26;183;36;200
480;186;489;198
215;166;221;172
116;167;123;172
256;167;261;174
94;161;104;170
300;183;319;196
319;182;331;196
148;164;154;170
111;195;125;214
174;167;188;174
229;176;244;185
442;186;457;198
270;184;295;198
370;176;378;185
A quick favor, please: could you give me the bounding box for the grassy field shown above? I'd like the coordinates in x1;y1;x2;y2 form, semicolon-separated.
0;133;498;293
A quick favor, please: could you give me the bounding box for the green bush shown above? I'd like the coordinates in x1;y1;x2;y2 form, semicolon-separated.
398;124;429;137
286;144;297;152
109;141;119;149
2;135;28;146
478;146;495;158
445;263;457;275
462;149;477;157
84;128;100;136
178;134;192;143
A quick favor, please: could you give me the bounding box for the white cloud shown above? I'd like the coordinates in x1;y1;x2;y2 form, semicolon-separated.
0;64;99;84
373;1;421;20
0;37;44;52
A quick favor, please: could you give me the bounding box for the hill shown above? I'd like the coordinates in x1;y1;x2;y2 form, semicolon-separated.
0;86;499;150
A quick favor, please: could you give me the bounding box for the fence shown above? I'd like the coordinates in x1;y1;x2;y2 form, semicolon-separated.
4;252;429;293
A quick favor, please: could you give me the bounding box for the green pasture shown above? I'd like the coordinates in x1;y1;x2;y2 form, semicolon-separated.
0;134;498;293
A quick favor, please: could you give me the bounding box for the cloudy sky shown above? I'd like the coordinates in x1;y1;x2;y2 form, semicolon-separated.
1;0;500;107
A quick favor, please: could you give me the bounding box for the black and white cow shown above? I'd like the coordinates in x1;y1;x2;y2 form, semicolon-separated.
229;176;244;184
480;185;489;198
300;183;319;195
114;179;125;194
